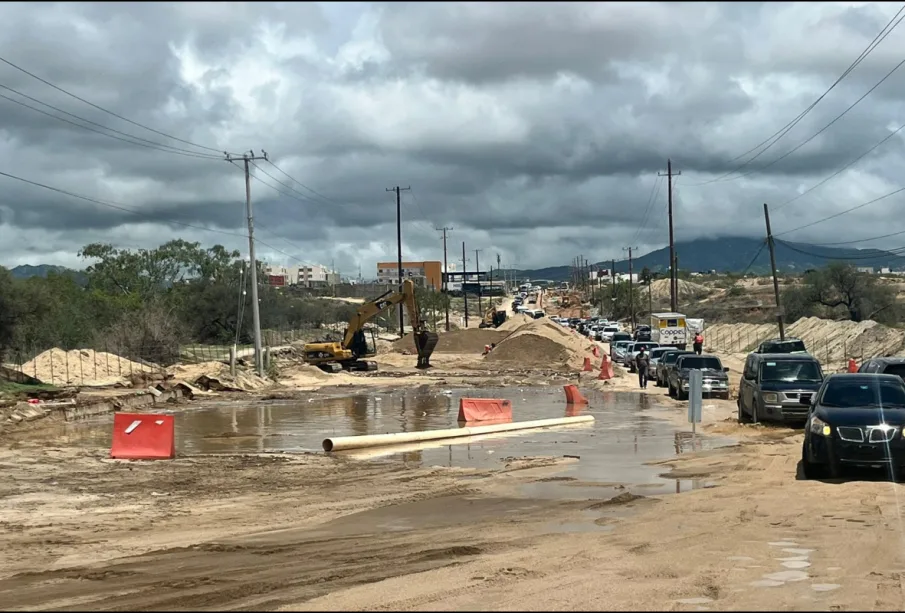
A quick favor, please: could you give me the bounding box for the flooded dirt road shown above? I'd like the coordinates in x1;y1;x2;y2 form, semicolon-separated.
4;387;905;611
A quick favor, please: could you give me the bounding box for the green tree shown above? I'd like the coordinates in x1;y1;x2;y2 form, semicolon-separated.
781;263;898;324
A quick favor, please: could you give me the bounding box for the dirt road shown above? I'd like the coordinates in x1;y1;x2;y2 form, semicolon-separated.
4;385;905;611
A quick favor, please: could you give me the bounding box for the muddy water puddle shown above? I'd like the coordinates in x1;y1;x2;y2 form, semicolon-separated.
51;386;732;496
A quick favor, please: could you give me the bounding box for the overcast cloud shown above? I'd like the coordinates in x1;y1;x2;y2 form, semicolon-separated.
2;1;905;276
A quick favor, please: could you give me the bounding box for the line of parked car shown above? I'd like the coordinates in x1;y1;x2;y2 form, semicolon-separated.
610;341;731;400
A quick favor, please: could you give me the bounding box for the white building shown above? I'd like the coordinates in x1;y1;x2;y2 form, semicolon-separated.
265;263;339;287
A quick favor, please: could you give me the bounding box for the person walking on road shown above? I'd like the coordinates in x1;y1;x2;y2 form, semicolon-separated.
693;331;704;355
635;348;650;389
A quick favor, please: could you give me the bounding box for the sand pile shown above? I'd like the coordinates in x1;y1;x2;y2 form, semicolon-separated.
20;348;151;387
649;279;710;303
485;318;594;369
168;361;269;392
496;313;533;332
392;329;508;354
704;316;905;369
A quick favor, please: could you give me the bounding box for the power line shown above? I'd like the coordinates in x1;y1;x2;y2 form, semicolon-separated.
774;185;905;237
0;54;232;155
774;238;905;261
685;6;905;187
629;175;663;246
0;82;224;159
264;159;344;206
0;90;222;160
0;169;248;240
248;160;328;206
773;118;905;212
811;227;905;247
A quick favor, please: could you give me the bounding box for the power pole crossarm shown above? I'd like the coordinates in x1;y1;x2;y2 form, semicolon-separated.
763;203;785;341
386;186;411;338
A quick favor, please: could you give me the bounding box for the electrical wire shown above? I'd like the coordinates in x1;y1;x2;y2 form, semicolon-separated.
773;118;905;212
248;161;330;206
264;158;345;206
0;169;249;240
0;91;223;160
774;185;905;236
0;82;224;159
685;5;905;187
629;175;663;246
774;238;905;261
811;227;905;246
0;54;233;155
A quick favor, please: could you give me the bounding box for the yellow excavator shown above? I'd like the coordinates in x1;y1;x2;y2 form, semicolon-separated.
303;279;440;373
478;305;507;328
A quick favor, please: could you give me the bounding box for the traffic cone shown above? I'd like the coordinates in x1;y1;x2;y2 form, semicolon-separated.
582;357;593;372
598;354;614;380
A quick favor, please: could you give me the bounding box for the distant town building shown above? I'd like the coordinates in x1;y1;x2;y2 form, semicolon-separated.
856;266;874;274
264;263;339;288
376;261;443;290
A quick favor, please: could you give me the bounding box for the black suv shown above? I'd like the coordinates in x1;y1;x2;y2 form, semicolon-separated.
858;357;905;383
633;325;652;342
738;353;823;424
755;337;808;354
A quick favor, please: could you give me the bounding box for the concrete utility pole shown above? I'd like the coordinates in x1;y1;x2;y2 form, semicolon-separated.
386;186;411;338
659;159;681;312
228;150;269;377
475;249;483;314
763;203;785;340
437;226;453;331
462;241;469;327
624;246;639;331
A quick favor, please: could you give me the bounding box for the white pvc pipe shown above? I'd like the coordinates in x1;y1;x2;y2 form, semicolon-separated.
323;415;595;452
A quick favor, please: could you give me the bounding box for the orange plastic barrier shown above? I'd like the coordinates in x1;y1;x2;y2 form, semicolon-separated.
458;398;513;422
563;384;588;405
598;355;615;380
582;357;593;372
110;413;175;460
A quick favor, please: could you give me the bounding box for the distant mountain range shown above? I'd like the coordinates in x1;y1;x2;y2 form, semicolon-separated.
9;264;87;284
8;236;905;284
504;237;905;282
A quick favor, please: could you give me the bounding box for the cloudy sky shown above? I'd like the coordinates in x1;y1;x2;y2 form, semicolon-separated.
1;1;905;276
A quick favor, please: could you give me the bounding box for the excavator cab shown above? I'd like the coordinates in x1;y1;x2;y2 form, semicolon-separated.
347;328;377;359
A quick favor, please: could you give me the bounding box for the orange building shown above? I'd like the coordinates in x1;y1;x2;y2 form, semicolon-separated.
376;261;443;290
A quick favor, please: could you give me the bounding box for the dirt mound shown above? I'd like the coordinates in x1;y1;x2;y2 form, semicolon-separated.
392;329;507;354
168;361;270;391
649;279;710;303
704;316;905;370
496;313;533;332
20;348;151;387
485;318;595;369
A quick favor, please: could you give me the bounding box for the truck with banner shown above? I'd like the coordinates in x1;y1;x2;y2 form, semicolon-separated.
650;312;688;349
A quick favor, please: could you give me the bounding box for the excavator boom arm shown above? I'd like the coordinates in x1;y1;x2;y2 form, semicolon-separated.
342;280;424;348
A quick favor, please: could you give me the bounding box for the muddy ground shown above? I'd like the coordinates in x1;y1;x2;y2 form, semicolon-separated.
3;340;905;611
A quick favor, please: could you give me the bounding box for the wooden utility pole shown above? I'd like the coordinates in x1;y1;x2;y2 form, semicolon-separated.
386;186;411;338
437;226;453;331
763;203;785;340
610;259;616;316
624;246;639;330
228;150;269;377
462;241;469;327
659;160;681;312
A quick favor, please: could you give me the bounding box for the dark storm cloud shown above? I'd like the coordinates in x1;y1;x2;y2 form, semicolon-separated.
2;1;905;272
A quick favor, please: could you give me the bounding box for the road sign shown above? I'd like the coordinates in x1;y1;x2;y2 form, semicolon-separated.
688;369;703;434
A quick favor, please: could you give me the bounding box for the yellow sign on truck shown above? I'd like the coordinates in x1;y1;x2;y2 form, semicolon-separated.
651;312;687;349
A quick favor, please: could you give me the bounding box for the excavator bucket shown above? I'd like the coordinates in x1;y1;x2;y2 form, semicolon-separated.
414;331;439;369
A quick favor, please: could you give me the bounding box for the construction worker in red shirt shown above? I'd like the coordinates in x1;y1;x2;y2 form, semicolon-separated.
693;332;704;355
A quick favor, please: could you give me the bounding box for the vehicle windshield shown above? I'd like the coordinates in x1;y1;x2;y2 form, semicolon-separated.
760;360;822;383
678;357;723;370
649;349;670;359
881;363;905;381
662;352;690;365
820;378;905;408
761;339;807;353
634;343;657;351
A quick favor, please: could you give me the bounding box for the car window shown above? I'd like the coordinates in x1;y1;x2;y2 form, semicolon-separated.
759;360;822;383
636;342;658;350
761;340;807;353
880;364;905;380
677;356;723;370
662;352;689;365
820;378;905;408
